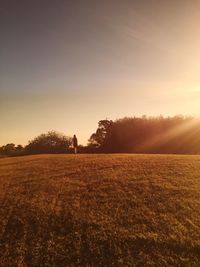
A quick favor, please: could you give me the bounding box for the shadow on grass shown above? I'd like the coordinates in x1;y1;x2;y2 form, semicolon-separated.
1;209;200;267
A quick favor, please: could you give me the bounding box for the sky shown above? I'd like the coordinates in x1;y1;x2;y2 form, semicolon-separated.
1;0;200;145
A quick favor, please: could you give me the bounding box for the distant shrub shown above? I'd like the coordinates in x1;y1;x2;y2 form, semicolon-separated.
0;143;24;157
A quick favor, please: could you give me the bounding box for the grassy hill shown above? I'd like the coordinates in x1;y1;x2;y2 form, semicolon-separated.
0;154;200;266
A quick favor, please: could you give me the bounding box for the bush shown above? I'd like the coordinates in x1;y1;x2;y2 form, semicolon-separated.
25;131;72;154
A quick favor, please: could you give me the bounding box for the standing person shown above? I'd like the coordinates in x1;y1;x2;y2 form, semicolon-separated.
72;134;78;154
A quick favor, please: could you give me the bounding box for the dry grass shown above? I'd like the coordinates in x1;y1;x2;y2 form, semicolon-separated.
0;154;200;266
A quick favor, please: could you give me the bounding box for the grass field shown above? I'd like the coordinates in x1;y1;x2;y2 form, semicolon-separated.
0;154;200;266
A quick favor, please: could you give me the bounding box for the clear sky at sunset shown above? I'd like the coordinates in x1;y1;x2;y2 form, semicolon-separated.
1;0;200;145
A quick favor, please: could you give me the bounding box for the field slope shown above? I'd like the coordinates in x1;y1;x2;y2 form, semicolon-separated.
0;154;200;266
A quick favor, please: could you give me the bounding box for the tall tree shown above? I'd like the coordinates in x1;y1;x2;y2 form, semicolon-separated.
88;120;113;149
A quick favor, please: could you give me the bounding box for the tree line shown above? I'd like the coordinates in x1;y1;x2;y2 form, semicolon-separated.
1;116;200;156
88;116;200;154
0;131;72;157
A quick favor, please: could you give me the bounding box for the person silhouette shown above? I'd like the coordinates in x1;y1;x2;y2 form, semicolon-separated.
72;134;78;154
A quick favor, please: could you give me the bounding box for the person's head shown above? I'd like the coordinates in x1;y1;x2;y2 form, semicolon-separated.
73;134;76;138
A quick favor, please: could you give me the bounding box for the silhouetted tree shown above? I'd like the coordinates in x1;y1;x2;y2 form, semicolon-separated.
88;120;113;150
0;143;15;156
0;143;24;156
25;131;72;154
16;144;23;151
